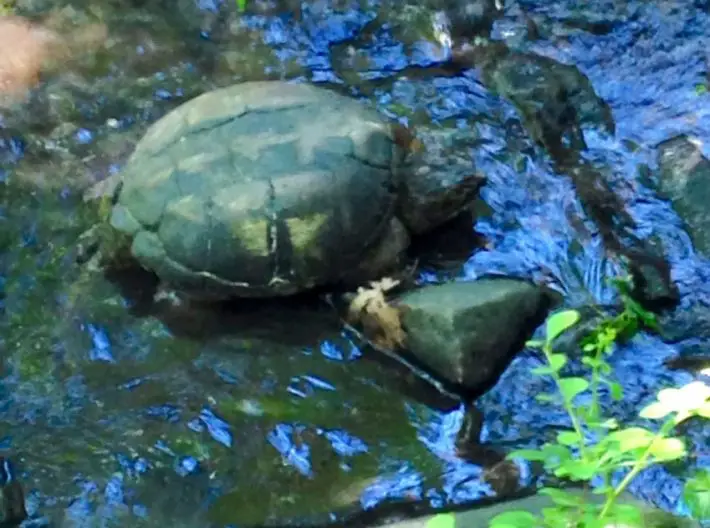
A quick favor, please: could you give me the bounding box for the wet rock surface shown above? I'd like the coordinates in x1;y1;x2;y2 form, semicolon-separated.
460;41;616;154
397;278;553;397
656;135;710;257
0;0;709;526
361;489;702;528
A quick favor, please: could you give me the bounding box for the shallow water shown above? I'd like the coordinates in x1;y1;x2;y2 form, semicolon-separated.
1;0;709;526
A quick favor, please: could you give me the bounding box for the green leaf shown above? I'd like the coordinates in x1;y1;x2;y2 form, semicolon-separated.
640;384;709;422
555;459;599;480
598;361;613;375
556;430;582;446
541;507;582;528
607;381;624;401
685;491;710;523
526;339;544;349
236;0;247;11
545;310;580;342
602;502;645;527
600;418;619;430
538;487;584;507
654;381;710;417
541;443;573;461
607;427;655;452
506;449;548;462
581;356;598;368
535;393;555;403
548;353;567;372
639;401;670;420
592;484;614;495
558;377;589;402
426;513;456;528
648;437;686;462
489;510;538;528
684;470;710;522
687;469;710;491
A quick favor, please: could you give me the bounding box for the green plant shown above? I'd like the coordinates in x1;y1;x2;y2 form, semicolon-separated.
489;280;710;528
683;469;710;522
0;0;15;15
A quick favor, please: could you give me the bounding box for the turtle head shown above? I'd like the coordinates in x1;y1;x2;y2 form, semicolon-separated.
395;126;486;235
391;122;425;157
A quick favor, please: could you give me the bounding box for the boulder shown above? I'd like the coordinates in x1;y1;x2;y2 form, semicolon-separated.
656;135;710;257
396;277;553;398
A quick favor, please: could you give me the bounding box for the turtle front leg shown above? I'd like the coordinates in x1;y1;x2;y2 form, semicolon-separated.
75;224;103;265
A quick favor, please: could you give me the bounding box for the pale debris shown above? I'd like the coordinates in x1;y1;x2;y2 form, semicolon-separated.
346;277;406;350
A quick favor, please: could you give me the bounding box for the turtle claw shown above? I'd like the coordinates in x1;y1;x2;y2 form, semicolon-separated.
75;225;101;265
152;286;185;309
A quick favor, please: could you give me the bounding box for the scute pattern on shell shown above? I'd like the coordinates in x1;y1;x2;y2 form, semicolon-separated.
109;81;406;297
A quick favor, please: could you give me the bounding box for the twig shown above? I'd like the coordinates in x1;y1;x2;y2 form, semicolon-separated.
323;293;462;402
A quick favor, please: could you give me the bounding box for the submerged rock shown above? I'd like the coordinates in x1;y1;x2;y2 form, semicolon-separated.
660;302;710;344
448;40;678;313
396;277;553;398
361;488;702;528
557;159;679;313
656;135;710;257
0;457;26;526
453;41;615;155
664;343;710;375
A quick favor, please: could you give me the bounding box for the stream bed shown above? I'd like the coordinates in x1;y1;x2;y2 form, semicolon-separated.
0;0;709;526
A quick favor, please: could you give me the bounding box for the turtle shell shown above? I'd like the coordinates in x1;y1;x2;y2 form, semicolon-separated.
108;81;408;298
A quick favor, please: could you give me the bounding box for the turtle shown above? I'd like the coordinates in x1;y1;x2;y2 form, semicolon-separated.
79;80;484;301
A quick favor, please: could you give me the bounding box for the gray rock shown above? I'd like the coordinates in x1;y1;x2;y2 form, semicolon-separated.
659;302;710;344
657;135;710;257
371;489;701;528
396;277;553;397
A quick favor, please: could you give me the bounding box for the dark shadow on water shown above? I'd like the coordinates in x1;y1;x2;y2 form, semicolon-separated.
241;485;540;528
103;209;487;350
407;209;487;276
103;265;464;413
